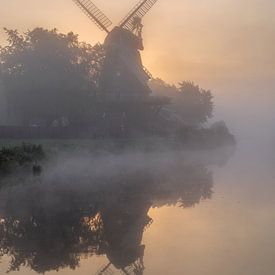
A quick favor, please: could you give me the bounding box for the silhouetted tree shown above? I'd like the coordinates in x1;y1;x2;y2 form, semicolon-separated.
0;28;103;126
177;81;213;125
0;144;45;179
150;79;214;125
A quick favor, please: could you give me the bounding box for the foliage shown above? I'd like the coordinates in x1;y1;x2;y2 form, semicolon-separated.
0;27;227;141
150;79;214;125
0;143;45;175
0;28;169;134
0;28;104;126
175;121;236;149
177;81;213;124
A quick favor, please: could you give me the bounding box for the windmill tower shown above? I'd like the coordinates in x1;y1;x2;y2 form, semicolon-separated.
72;0;159;99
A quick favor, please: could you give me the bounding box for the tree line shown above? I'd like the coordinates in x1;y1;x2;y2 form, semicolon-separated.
0;28;213;132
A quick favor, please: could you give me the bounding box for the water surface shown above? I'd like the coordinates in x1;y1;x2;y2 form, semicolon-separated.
0;141;274;275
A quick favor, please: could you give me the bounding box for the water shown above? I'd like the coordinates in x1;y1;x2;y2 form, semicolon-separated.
0;138;274;275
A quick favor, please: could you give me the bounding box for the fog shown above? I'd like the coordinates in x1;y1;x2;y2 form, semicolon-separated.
0;86;274;275
213;80;275;157
0;141;234;274
0;85;7;125
0;1;274;274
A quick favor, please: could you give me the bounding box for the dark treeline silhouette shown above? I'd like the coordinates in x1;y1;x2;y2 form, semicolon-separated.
0;143;45;181
149;79;235;148
150;79;213;125
0;158;213;274
0;28;235;147
0;28;169;137
0;28;101;127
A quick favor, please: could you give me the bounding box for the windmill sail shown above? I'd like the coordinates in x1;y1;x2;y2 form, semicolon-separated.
96;262;114;275
119;0;159;31
72;0;112;33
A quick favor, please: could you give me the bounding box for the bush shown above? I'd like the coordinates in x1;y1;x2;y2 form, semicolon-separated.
0;143;45;176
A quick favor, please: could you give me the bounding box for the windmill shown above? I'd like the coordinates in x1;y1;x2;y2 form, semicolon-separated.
72;0;159;99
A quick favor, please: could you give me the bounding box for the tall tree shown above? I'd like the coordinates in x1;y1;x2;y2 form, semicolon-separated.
150;79;214;125
178;81;213;125
0;28;103;126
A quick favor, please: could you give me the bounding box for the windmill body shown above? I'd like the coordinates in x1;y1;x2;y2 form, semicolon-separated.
101;26;151;99
73;0;158;99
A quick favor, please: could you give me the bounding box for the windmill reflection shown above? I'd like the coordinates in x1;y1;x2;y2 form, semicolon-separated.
0;162;213;274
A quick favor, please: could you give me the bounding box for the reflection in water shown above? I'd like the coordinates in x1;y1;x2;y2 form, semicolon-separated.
0;152;220;274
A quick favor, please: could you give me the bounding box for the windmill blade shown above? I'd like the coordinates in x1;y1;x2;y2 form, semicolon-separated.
96;262;114;275
72;0;112;33
119;0;159;31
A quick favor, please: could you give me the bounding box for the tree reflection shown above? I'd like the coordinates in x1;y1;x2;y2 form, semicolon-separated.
0;162;213;274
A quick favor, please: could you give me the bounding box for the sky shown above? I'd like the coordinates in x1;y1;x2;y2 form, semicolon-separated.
0;0;274;113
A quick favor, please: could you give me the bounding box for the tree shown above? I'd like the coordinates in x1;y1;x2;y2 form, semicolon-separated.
177;81;213;125
150;79;214;126
0;28;103;126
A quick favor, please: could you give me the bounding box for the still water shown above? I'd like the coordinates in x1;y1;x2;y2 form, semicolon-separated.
0;139;274;275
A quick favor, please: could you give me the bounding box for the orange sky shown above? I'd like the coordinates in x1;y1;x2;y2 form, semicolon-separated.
0;0;274;91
